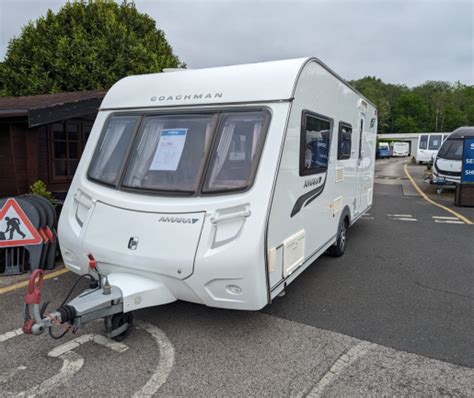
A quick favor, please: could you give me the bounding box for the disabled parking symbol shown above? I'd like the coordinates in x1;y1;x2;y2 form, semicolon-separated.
0;322;175;396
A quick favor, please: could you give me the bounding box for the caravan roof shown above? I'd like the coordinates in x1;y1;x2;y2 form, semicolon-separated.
101;57;374;110
447;126;474;139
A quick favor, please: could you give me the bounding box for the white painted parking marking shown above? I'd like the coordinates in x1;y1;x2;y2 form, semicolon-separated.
387;214;417;222
0;328;23;343
362;216;375;219
306;341;376;397
432;216;464;224
132;321;175;398
1;329;129;397
434;220;465;224
16;351;84;398
48;333;129;358
1;322;174;397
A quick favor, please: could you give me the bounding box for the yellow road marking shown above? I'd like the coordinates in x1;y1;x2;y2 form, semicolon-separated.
0;268;69;295
403;163;473;225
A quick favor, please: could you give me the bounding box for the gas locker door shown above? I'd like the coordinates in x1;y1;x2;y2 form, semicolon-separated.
354;113;366;215
82;201;205;279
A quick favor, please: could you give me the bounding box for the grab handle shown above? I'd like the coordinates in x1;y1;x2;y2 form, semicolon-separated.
73;192;92;209
210;209;251;224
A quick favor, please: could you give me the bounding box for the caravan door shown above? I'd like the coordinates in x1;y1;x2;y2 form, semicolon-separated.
354;113;366;214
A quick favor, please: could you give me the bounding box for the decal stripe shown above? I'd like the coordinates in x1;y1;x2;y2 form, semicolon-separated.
290;183;325;217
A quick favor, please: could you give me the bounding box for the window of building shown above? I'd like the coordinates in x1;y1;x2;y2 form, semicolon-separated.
337;122;352;160
48;120;91;182
300;111;332;175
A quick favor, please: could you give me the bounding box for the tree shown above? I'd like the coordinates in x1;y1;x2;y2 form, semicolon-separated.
392;92;429;133
351;76;407;134
0;1;183;96
351;76;473;134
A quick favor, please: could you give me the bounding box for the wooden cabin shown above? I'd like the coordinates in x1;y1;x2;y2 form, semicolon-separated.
0;91;105;199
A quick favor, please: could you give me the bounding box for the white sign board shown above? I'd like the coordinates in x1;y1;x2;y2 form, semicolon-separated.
150;129;187;171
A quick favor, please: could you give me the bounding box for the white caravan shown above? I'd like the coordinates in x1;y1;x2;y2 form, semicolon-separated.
26;58;377;339
415;133;449;163
391;141;410;157
433;127;474;184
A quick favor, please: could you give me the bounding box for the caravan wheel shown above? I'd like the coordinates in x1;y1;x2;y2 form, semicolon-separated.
328;217;348;257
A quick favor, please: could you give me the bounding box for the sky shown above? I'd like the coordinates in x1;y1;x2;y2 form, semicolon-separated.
0;0;472;87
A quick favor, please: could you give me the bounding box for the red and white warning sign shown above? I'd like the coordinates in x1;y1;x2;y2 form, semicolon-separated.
0;198;42;247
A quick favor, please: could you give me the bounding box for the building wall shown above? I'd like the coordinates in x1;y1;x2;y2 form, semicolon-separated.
0;113;96;199
10;123;32;194
0;123;41;196
0;123;17;196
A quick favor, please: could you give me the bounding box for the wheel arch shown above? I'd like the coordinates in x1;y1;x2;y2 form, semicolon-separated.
341;205;351;227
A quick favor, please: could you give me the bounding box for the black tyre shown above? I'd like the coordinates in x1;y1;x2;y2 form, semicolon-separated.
110;312;134;341
327;217;348;257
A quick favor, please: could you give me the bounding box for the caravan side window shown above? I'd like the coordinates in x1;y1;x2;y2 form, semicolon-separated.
337;122;352;160
419;135;428;150
300;111;332;176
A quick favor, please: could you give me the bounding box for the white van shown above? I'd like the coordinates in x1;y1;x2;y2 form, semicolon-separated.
433;127;474;184
416;133;449;163
25;58;377;339
391;141;409;157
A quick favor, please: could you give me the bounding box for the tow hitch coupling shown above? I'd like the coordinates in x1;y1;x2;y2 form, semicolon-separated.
22;258;133;340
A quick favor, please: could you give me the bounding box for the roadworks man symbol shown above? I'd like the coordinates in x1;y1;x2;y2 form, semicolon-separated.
0;198;42;247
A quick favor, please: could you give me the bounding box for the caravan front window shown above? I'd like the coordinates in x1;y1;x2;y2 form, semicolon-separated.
123;115;216;193
429;134;442;150
437;139;463;160
88;116;138;185
203;112;269;192
88;109;270;195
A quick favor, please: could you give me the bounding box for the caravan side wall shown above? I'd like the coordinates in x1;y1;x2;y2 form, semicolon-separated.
266;61;377;294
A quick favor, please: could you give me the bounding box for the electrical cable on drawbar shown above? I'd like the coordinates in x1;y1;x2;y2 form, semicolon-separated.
49;274;96;339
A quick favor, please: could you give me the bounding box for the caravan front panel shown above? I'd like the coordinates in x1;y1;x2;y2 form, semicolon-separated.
59;98;292;311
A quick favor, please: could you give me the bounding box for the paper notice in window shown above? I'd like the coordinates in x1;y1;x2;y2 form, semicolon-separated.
149;129;187;171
